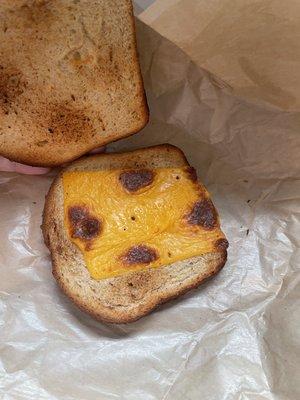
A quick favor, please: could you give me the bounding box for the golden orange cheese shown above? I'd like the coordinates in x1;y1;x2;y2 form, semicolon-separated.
63;167;226;280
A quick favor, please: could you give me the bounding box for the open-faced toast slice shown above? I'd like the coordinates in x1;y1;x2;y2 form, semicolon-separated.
42;144;228;323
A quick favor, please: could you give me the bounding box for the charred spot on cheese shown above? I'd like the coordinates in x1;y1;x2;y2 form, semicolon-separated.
68;206;101;241
119;169;154;193
186;199;217;229
215;238;229;250
122;245;158;265
68;206;88;224
185;167;198;182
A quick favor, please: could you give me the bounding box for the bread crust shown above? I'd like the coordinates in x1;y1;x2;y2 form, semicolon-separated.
42;144;228;323
0;0;148;166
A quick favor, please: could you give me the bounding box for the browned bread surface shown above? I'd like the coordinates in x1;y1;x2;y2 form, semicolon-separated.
0;0;148;166
42;145;228;323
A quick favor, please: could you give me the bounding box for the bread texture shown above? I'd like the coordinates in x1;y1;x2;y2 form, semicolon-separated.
42;145;228;324
0;0;148;166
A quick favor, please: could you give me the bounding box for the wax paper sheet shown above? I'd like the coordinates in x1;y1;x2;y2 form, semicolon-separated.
1;3;300;400
139;0;300;111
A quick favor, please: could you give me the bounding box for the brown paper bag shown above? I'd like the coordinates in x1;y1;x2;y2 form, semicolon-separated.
140;0;300;111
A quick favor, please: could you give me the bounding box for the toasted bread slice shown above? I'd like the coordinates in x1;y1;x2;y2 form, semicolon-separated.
42;145;228;323
0;0;148;166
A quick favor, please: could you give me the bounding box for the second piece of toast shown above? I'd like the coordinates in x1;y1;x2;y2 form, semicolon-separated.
0;0;148;166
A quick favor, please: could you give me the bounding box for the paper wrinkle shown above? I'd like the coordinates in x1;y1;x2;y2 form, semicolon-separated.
1;6;300;400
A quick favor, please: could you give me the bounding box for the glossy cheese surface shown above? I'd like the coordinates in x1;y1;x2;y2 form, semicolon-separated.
63;167;226;280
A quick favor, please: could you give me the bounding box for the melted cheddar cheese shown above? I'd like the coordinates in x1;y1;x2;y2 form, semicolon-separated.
63;167;226;280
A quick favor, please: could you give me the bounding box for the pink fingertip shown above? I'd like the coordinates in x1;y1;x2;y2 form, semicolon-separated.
13;163;50;175
0;157;50;175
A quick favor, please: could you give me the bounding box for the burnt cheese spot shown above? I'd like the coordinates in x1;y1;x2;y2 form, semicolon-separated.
68;206;101;241
122;245;158;266
119;169;154;193
69;206;88;224
73;218;100;240
186;199;218;229
215;238;229;250
185;167;198;182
